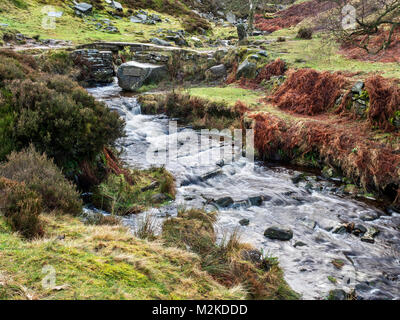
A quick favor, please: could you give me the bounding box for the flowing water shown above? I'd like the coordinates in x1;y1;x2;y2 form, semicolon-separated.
87;79;400;300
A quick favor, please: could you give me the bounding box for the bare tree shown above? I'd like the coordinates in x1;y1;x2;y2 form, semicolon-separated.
323;0;400;54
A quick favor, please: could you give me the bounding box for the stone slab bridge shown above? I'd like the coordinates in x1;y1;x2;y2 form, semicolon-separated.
76;41;215;56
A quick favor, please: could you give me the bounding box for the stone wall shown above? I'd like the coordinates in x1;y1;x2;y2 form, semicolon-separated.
71;49;115;84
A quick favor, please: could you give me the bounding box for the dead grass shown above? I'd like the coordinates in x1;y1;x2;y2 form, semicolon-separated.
251;111;400;202
338;75;400;132
270;68;347;115
237;59;287;90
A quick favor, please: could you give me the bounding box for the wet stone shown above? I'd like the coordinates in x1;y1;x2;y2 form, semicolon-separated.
333;225;347;235
215;196;234;208
248;196;263;206
291;173;306;184
360;212;379;221
360;227;380;243
264;226;293;241
353;224;367;236
239;218;250;226
294;241;307;248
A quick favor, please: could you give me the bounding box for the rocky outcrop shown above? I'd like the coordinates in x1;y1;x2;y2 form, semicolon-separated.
71;49;115;83
117;61;168;91
236;59;257;79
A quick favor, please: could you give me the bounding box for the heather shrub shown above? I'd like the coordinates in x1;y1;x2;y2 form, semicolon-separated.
297;27;313;39
0;146;82;215
0;56;26;83
0;177;44;239
0;75;124;172
0;52;125;177
39;51;78;77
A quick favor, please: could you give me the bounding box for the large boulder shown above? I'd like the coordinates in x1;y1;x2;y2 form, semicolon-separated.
207;64;227;79
117;61;168;91
226;12;237;24
74;3;93;15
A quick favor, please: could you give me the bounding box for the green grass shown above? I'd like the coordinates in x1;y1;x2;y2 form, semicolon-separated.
186;86;264;107
262;32;400;79
0;214;244;300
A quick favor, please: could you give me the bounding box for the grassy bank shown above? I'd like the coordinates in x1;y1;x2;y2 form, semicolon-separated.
0;214;243;300
0;0;214;44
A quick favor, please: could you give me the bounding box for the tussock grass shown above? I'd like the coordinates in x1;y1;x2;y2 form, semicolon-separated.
162;209;299;300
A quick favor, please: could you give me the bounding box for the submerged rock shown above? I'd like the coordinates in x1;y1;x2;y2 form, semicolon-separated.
239;218;250;226
200;169;223;181
264;226;293;241
117;61;168;91
215;196;234;208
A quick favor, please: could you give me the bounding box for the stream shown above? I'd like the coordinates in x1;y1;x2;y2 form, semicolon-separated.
87;79;400;300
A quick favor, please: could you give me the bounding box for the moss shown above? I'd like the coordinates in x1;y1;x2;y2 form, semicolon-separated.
327;276;337;284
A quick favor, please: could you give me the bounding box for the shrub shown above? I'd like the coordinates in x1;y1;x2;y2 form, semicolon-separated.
39;51;78;77
0;56;26;83
0;146;82;215
1;75;124;172
0;177;44;239
0;52;124;177
297;27;313;39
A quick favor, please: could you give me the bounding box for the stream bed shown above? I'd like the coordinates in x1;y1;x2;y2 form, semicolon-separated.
87;80;400;300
